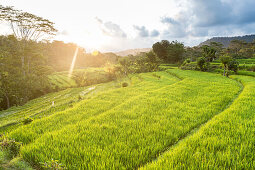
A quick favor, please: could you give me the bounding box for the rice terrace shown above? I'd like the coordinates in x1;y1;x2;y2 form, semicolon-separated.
1;0;255;169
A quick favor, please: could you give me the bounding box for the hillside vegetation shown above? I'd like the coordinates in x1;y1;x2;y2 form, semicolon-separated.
115;48;151;57
48;68;111;90
200;34;255;47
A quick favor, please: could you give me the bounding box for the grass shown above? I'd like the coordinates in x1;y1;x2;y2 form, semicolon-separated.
48;67;110;90
237;58;255;64
237;70;255;77
142;75;255;169
0;150;33;170
0;80;120;133
2;69;241;169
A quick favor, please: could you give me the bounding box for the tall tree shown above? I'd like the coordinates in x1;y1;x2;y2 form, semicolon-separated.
166;41;185;63
202;45;216;62
220;55;232;76
0;5;57;76
0;5;57;109
152;41;168;61
152;40;184;63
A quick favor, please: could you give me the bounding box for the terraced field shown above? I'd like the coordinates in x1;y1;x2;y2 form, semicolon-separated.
48;67;110;89
1;69;255;169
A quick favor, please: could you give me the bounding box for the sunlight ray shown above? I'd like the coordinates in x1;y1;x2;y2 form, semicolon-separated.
68;47;79;78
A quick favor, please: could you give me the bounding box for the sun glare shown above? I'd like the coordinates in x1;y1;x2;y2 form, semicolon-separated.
68;47;79;78
92;50;99;56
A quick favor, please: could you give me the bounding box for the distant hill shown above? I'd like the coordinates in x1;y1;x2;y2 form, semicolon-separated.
115;48;151;57
199;34;255;47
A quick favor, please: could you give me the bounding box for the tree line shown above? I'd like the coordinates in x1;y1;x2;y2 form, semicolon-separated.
182;40;255;75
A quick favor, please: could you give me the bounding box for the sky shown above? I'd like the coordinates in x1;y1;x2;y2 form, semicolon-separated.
1;0;255;52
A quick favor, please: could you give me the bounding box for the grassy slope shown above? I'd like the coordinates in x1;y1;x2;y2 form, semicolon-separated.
0;81;119;134
143;75;255;169
4;69;241;169
0;150;32;170
237;70;255;77
48;67;108;89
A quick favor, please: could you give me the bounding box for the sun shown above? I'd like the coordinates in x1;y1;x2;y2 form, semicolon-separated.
92;50;99;56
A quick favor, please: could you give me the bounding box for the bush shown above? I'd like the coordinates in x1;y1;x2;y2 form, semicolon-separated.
0;136;21;158
152;73;161;79
78;95;83;101
122;82;128;87
250;65;255;72
182;58;191;66
41;159;66;169
197;57;209;71
180;63;197;70
228;60;239;73
22;117;33;125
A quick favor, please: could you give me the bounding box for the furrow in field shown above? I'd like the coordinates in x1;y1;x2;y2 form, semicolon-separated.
0;87;85;129
139;76;244;169
142;75;255;169
9;72;179;144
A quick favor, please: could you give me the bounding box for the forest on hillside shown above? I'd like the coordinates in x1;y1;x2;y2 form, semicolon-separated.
199;34;255;47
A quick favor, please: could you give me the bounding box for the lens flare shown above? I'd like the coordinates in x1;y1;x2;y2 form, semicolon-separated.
68;47;79;78
92;50;99;56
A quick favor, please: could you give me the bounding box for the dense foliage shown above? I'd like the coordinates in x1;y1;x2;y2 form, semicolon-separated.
117;51;160;75
152;40;185;63
0;35;52;110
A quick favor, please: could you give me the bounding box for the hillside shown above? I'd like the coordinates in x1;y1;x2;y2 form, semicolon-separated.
199;34;255;47
115;48;151;57
2;68;255;169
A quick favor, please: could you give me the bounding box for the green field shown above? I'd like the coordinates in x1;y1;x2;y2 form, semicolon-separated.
1;69;255;169
48;67;110;89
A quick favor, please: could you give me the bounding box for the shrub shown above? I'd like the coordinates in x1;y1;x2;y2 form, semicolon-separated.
22;117;33;125
197;57;208;71
122;82;128;87
228;60;239;73
250;65;255;72
41;159;66;170
220;55;232;76
0;136;21;158
152;73;161;79
182;58;191;66
180;63;197;70
78;95;82;101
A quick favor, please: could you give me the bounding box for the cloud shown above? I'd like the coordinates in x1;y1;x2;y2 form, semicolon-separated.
60;30;69;35
150;30;160;37
191;0;255;27
160;15;189;38
133;25;149;37
161;17;179;25
95;17;127;38
159;0;255;44
133;25;160;37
